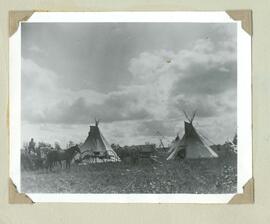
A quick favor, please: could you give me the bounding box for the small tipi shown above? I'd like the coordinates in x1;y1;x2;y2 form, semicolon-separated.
80;119;120;162
167;111;218;160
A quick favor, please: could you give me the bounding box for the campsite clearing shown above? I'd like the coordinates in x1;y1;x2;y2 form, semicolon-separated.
21;153;237;194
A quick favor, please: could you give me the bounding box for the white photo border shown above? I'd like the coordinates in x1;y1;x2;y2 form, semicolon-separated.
9;11;252;203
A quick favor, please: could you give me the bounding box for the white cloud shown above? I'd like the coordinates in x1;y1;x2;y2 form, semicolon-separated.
127;36;236;119
21;58;108;123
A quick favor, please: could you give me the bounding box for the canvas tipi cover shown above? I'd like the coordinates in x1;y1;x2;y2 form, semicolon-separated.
167;120;218;160
80;121;120;162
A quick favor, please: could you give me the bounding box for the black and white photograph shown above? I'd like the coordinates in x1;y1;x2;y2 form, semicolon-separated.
9;12;252;203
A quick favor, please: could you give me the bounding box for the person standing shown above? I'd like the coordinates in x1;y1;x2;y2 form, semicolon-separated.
28;138;36;154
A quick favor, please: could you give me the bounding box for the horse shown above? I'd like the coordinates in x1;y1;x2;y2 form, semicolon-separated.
45;145;81;170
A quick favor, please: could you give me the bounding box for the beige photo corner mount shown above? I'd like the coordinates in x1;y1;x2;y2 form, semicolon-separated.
229;178;254;204
8;10;253;204
226;10;252;35
9;11;34;37
9;178;33;204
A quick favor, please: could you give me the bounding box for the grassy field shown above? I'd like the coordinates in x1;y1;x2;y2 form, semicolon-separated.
21;152;237;194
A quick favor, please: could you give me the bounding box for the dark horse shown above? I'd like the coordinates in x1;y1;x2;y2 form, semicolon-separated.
46;145;81;170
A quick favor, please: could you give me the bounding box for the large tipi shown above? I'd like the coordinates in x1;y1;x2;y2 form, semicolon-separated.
80;120;120;162
167;112;218;160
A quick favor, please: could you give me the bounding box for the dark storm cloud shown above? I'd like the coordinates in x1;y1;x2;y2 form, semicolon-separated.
171;61;237;96
24;96;151;124
167;58;236;119
168;97;219;118
22;23;133;92
21;23;236;93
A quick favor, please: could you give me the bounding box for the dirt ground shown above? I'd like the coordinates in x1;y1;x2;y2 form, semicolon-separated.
21;152;237;194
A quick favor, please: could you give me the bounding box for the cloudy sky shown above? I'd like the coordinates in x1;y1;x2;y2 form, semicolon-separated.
21;22;237;147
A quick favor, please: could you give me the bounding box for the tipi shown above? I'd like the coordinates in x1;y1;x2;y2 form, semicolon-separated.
167;111;218;160
80;119;120;162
